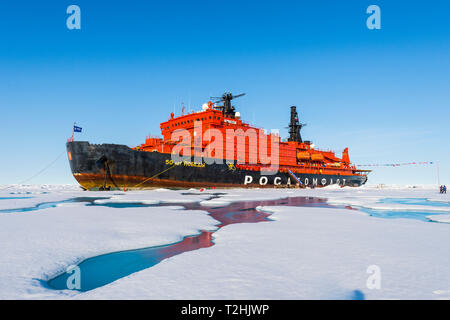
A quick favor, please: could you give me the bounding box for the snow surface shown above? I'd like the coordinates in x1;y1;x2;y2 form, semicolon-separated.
81;205;450;300
0;186;217;299
1;184;450;299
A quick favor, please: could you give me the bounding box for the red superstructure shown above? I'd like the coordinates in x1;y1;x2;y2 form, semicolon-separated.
135;93;368;179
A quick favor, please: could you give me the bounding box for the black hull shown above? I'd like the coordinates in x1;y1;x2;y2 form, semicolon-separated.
67;141;368;190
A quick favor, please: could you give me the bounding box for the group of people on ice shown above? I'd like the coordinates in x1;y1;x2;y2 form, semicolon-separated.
440;185;447;194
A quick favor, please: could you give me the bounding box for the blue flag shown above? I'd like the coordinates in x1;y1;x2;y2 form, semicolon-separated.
74;125;82;133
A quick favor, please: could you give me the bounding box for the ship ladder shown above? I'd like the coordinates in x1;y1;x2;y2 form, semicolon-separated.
287;169;303;187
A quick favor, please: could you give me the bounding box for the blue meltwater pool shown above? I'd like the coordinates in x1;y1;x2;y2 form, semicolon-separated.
46;196;331;292
357;197;450;222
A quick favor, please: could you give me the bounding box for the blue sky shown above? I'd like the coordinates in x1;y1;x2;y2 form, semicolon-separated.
0;0;448;185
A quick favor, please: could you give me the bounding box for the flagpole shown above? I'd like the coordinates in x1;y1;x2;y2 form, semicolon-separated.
71;122;75;142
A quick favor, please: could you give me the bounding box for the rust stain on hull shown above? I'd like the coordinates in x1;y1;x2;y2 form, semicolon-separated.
73;173;263;190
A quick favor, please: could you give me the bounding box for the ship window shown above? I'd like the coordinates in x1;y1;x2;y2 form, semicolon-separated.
196;118;199;121
213;116;216;119
209;116;211;119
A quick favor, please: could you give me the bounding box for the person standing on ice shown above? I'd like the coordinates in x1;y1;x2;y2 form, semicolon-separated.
440;185;443;193
444;185;447;194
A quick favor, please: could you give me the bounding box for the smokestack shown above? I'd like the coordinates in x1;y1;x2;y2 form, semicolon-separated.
288;106;303;143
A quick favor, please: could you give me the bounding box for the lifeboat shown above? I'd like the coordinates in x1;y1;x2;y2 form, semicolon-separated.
296;151;310;161
329;162;341;167
311;153;324;162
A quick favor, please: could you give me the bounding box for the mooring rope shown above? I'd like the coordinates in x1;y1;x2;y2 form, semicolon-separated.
132;165;176;189
0;150;66;190
356;161;434;167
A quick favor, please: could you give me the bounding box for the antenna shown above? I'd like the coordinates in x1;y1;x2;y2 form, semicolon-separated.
188;91;191;113
210;92;246;118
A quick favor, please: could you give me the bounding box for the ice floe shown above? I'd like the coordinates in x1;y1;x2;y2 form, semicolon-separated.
1;184;450;299
80;205;450;300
